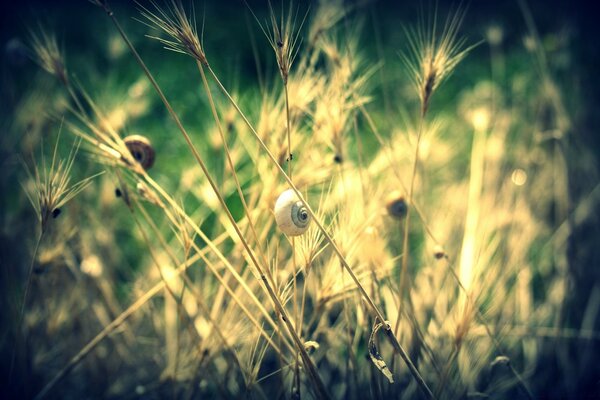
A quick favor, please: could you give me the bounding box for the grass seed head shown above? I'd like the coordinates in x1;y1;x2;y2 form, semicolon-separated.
307;0;346;47
248;0;308;84
21;128;102;233
402;6;475;116
29;29;68;85
139;0;207;65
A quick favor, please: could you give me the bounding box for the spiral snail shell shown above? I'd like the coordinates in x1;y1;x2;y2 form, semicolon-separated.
124;135;155;170
385;191;408;219
274;189;311;236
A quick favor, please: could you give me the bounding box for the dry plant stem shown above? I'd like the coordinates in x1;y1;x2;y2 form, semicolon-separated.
391;112;430;374
299;273;308;335
64;81;86;116
358;102;438;369
205;65;434;400
396;300;443;378
34;224;282;399
33;253;201;400
99;11;327;397
134;200;248;374
434;343;460;398
441;258;534;400
338;168;359;392
142;173;293;356
196;62;285;365
294;274;306;392
283;70;302;396
358;103;439;245
394;111;425;334
284;82;293;173
131;203;204;374
292;238;300;396
340;264;356;395
195;61;274;286
9;231;43;381
457;127;486;310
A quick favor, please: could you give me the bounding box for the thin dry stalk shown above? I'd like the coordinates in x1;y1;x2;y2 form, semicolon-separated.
133;197;249;377
34;251;204;400
14;131;101;379
393;5;476;370
94;4;329;397
205;64;434;400
140;176;293;357
245;2;308;389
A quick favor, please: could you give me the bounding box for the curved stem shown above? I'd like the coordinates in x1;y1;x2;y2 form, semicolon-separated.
9;231;43;382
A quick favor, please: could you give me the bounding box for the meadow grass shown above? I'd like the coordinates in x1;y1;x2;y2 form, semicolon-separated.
2;1;598;399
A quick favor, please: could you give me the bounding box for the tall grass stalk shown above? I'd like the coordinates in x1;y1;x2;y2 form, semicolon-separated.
132;197;250;380
204;64;434;400
92;3;330;397
457;126;486;308
9;232;43;382
34;249;205;400
395;113;425;336
140;174;293;356
137;0;430;389
64;90;291;348
394;4;475;329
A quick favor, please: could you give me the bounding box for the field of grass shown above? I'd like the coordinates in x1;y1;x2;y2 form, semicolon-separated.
1;0;599;399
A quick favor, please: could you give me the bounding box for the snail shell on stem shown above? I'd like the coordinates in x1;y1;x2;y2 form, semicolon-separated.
385;191;408;219
274;189;311;236
124;134;155;170
433;244;446;260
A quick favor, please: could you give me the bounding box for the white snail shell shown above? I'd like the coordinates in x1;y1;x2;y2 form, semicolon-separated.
274;189;311;236
124;134;155;170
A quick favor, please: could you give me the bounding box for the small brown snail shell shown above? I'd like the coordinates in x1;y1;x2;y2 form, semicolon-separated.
385;191;408;219
124;134;155;170
274;189;311;236
433;244;446;260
